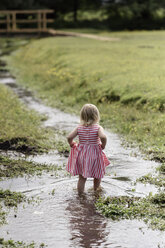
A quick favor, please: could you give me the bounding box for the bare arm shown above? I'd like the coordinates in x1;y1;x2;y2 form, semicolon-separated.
98;126;107;149
67;127;78;147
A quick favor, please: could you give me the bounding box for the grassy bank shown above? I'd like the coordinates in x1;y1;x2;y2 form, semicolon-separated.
0;38;57;153
0;84;55;153
7;31;165;163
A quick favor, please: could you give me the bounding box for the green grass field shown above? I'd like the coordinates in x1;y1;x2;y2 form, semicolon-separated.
6;31;165;162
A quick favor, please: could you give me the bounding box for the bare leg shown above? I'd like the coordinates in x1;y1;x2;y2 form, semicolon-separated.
77;175;87;194
94;178;101;191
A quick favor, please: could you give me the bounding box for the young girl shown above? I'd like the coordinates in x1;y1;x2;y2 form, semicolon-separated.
66;103;110;194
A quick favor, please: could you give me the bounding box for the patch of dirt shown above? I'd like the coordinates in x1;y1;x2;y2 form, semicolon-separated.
48;29;120;41
0;60;7;67
152;156;165;163
0;137;37;154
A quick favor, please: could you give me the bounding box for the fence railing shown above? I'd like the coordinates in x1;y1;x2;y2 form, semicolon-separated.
0;10;54;33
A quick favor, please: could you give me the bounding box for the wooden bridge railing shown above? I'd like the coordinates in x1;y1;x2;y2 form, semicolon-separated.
0;10;54;33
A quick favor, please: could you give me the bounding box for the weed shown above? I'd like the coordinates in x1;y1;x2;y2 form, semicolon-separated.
96;192;165;230
137;173;165;188
0;189;26;226
0;238;47;247
0;155;59;179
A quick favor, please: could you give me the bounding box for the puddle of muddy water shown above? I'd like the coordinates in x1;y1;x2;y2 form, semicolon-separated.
0;177;165;248
0;61;165;248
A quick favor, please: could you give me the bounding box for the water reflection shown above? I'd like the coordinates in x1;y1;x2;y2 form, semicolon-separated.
66;192;109;248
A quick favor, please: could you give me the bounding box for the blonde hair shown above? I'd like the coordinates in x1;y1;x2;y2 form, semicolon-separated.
80;104;100;126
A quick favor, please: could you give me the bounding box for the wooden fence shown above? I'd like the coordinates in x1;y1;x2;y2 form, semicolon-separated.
0;10;54;33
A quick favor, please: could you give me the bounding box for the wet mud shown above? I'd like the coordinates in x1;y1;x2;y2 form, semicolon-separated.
0;59;165;248
0;137;37;153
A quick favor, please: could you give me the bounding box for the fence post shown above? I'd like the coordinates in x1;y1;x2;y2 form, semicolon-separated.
12;12;17;31
7;13;11;32
37;11;42;32
43;12;47;31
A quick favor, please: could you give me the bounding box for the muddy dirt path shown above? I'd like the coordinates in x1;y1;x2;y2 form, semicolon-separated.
0;60;165;248
48;29;120;41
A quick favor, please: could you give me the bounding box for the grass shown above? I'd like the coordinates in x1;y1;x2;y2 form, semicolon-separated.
0;33;164;238
6;31;165;163
0;154;62;226
0;154;62;231
136;163;165;188
0;33;164;234
96;192;165;231
0;38;30;56
0;38;58;154
0;188;26;226
0;37;74;157
0;38;68;231
0;189;26;208
0;238;46;248
0;155;61;179
0;84;55;153
137;173;165;188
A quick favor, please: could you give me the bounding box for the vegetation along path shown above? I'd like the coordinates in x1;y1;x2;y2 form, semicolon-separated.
0;35;165;247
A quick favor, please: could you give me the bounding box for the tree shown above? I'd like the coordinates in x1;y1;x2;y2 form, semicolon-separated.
73;0;79;22
106;0;165;20
0;0;38;10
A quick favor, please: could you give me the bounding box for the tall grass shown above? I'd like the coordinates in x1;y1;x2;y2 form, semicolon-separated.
0;84;54;152
7;31;165;160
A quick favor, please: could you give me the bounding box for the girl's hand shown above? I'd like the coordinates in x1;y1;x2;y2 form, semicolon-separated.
101;144;105;150
99;143;105;150
70;142;77;148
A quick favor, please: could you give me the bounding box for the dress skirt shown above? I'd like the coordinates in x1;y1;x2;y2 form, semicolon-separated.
66;143;110;179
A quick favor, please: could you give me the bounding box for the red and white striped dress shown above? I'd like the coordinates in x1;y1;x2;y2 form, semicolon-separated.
66;124;110;178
